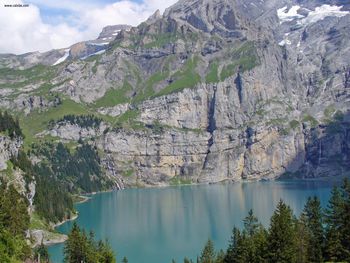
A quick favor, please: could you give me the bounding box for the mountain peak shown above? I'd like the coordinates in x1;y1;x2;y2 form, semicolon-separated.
163;0;254;38
146;9;162;24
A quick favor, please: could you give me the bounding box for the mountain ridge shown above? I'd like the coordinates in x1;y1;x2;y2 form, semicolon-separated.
0;0;349;188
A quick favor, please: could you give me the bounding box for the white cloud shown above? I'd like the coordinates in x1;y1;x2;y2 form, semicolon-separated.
0;0;178;54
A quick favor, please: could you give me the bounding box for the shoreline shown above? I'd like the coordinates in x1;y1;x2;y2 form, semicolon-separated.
53;213;79;228
40;198;89;247
31;214;80;248
119;175;349;190
45;175;348;248
74;195;92;205
51;194;93;229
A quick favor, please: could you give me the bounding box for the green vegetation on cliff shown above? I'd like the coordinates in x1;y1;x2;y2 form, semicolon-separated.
2;111;107;223
19;98;88;147
94;81;132;108
31;142;105;194
220;42;259;81
0;110;23;138
205;62;219;84
0;64;55;90
157;56;201;97
0;183;31;262
50;114;102;129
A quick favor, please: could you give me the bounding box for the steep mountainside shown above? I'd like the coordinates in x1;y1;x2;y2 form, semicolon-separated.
0;0;350;187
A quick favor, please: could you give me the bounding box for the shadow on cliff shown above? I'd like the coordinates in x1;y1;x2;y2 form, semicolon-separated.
281;109;350;179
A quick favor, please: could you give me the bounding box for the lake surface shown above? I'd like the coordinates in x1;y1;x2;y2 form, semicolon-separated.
48;180;337;263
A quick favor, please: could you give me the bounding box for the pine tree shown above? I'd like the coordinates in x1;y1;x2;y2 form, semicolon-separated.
303;196;324;262
225;227;237;262
251;226;268;263
267;200;298;263
215;249;225;263
324;185;347;261
242;209;268;263
295;213;309;263
0;185;30;236
338;178;350;261
64;223;116;263
98;239;116;263
64;223;85;263
225;226;253;263
243;209;259;236
34;242;50;263
122;256;129;263
200;239;216;263
0;182;31;262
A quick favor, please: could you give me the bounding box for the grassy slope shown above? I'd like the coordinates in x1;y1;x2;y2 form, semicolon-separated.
205;61;219;83
220;41;259;81
19;98;101;148
93;81;132;108
156;56;201;97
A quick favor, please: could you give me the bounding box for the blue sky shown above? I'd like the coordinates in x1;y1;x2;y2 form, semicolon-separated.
28;0;153;27
33;0;144;25
0;0;177;54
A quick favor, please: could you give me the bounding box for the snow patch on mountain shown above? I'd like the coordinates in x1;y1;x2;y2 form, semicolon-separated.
300;5;349;25
53;49;70;66
89;42;110;46
277;5;349;25
112;30;121;36
278;39;291;46
81;49;106;60
277;6;304;24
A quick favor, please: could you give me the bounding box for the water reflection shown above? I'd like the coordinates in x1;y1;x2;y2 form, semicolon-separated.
49;180;335;263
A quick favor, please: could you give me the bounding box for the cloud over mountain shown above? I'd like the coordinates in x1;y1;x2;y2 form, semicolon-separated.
0;0;177;54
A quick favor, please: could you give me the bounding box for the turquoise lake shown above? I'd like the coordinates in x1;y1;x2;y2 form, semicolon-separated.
48;180;337;263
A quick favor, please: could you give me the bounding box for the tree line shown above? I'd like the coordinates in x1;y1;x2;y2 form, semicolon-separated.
180;179;350;263
49;114;102;129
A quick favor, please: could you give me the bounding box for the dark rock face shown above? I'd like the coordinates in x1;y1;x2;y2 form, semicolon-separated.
188;13;209;32
301;120;350;178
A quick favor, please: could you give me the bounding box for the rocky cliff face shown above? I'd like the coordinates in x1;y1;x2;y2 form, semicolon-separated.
0;0;349;186
0;136;22;171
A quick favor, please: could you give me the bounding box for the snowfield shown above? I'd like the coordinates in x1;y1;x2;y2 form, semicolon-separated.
277;5;349;25
300;5;349;25
277;6;304;23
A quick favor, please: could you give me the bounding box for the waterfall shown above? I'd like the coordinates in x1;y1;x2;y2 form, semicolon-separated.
104;156;125;190
318;140;322;165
